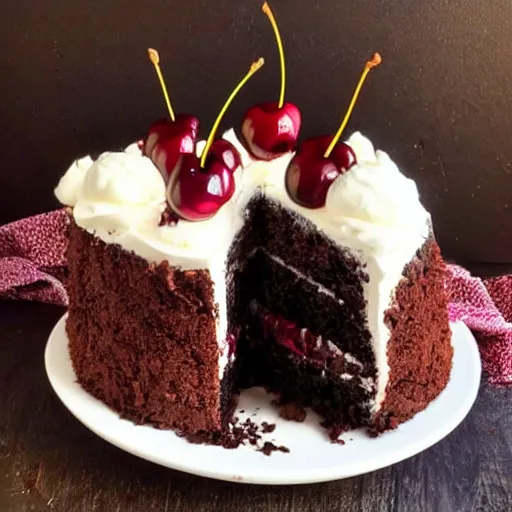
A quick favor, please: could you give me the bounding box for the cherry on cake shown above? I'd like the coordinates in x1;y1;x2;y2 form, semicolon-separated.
54;21;452;441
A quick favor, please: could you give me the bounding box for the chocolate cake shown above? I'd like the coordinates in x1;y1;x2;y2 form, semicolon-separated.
66;221;227;433
56;128;453;440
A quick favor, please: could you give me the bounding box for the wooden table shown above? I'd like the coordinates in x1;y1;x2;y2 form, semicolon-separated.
1;300;511;512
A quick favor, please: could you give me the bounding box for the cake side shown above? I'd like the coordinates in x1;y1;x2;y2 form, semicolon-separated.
373;237;453;432
66;220;224;434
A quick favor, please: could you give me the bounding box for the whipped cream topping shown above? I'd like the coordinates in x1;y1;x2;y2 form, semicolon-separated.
55;129;431;405
55;150;166;233
55;155;93;207
56;130;428;265
324;135;429;256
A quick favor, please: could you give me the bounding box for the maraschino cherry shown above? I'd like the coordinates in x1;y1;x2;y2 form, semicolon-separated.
241;2;301;160
167;58;265;221
145;48;199;181
286;53;382;208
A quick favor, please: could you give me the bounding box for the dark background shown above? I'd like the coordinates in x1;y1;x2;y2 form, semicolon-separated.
1;0;512;269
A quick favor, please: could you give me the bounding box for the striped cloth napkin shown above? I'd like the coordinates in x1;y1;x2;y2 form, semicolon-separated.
1;209;510;385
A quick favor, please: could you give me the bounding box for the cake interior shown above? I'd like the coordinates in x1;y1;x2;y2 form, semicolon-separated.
224;194;377;432
221;193;452;436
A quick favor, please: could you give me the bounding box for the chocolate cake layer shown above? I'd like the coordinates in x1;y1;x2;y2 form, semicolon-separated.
66;221;226;434
373;238;453;431
233;194;369;299
234;302;374;429
228;196;373;359
230;249;374;362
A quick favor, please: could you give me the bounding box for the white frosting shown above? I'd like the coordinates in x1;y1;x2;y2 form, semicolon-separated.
325;145;428;256
56;130;429;406
258;250;344;305
55;155;93;207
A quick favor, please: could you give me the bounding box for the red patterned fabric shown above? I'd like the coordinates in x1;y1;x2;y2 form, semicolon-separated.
1;209;511;384
0;210;68;306
447;266;512;384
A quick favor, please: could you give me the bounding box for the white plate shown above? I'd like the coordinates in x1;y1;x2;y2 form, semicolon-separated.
45;315;481;485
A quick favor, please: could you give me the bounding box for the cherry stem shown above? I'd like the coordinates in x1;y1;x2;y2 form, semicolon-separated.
148;48;176;122
324;53;382;159
200;58;265;168
262;2;286;109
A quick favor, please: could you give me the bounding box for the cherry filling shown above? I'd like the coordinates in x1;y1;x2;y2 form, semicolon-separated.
224;302;356;374
259;306;347;373
226;333;238;359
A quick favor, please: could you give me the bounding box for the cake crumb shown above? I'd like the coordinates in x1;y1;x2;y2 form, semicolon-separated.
320;420;349;444
259;441;290;456
159;206;180;226
181;415;287;455
261;422;276;433
278;403;307;422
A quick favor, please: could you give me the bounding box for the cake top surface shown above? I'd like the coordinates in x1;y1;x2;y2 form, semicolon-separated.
55;130;429;271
